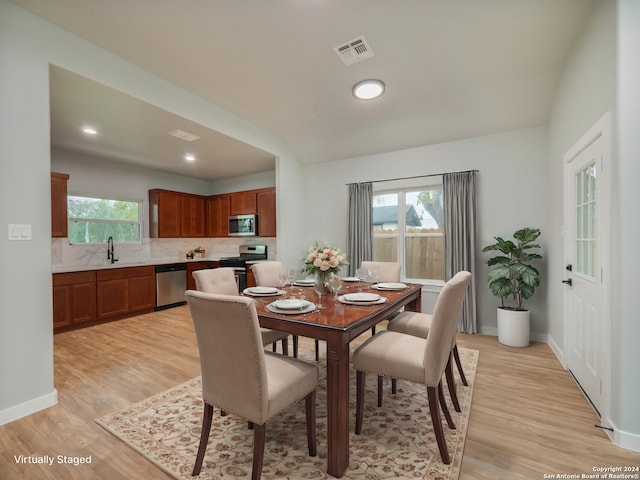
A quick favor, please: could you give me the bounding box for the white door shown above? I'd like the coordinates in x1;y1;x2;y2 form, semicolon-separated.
563;115;611;417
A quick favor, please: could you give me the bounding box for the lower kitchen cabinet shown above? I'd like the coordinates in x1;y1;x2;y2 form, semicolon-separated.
53;271;97;330
97;266;156;320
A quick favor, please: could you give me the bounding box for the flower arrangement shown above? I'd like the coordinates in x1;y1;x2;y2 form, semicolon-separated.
303;243;348;276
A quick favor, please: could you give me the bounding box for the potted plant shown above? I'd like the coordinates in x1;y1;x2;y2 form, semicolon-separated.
482;227;542;347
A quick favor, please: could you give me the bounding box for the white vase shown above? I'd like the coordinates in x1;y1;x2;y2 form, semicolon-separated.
497;308;530;347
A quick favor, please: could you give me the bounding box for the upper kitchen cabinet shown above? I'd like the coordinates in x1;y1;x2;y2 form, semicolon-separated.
256;188;276;237
230;190;257;215
51;172;69;237
206;194;230;237
149;189;206;238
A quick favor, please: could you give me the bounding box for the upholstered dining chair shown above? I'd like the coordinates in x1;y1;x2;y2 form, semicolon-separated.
359;261;402;335
353;271;471;465
186;290;319;480
386;310;468;412
193;267;290;355
251;261;313;360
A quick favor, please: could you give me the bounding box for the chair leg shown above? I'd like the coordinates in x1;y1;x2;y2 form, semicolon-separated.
391;378;397;394
314;339;319;361
281;338;288;356
355;371;365;434
427;386;450;465
251;423;266;480
371;326;376;336
445;355;461;412
192;402;214;476
305;390;317;457
438;381;456;429
453;343;468;386
272;343;276;352
293;335;299;358
377;375;384;407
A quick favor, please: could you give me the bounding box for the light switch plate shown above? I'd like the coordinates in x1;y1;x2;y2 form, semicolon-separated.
8;224;32;241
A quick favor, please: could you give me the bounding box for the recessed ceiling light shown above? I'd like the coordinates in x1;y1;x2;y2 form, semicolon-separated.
353;79;385;100
82;126;98;135
184;154;196;162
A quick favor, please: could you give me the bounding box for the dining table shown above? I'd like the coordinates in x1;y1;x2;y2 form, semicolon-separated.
247;280;422;478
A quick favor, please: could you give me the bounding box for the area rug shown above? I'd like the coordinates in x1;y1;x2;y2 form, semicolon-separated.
96;343;478;480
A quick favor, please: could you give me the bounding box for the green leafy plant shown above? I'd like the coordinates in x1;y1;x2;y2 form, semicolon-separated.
482;227;542;311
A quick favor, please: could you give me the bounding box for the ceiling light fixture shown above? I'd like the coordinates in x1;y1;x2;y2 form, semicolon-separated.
184;154;196;162
352;79;385;100
82;126;98;135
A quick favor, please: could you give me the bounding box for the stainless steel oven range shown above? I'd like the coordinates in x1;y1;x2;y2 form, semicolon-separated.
218;244;268;292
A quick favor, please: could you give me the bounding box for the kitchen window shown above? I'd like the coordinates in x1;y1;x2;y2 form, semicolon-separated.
372;186;445;283
67;195;142;244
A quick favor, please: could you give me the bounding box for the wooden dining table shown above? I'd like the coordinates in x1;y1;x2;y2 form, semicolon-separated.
249;280;422;478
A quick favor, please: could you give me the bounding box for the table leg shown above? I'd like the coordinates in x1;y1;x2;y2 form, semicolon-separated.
325;334;350;478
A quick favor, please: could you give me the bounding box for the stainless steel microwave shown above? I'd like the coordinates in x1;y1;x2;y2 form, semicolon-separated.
228;214;257;236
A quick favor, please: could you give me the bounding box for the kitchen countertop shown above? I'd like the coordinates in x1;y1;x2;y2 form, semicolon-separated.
51;256;224;274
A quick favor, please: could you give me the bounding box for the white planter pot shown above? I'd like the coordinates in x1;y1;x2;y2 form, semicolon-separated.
497;308;530;347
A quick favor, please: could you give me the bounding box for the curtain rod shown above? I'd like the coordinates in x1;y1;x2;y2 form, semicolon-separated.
346;169;478;186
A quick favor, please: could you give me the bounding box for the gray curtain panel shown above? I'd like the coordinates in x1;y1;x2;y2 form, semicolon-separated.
347;182;373;276
444;171;478;334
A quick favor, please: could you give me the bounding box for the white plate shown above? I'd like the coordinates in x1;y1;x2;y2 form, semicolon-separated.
248;286;279;294
243;287;284;297
342;276;360;282
338;295;387;306
267;302;316;315
343;292;380;302
293;279;316;286
373;282;407;290
272;299;311;310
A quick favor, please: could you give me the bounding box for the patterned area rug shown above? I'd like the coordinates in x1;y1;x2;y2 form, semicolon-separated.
96;342;478;480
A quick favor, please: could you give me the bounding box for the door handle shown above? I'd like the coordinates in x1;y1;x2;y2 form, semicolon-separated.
562;279;573;286
566;264;573;272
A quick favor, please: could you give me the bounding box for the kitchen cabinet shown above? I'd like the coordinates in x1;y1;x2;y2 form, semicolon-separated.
51;172;69;237
186;261;219;290
97;266;155;320
180;194;206;237
52;271;97;331
230;191;257;215
206;194;230;237
256;188;276;237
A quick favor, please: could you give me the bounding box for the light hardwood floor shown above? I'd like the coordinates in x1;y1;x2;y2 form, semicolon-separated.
1;306;638;479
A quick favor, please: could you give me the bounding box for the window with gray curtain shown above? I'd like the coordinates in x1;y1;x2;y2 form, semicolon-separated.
347;182;373;276
443;171;477;333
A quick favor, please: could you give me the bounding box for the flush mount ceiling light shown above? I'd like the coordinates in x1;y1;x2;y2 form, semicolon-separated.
352;79;385;100
184;154;196;162
82;126;98;135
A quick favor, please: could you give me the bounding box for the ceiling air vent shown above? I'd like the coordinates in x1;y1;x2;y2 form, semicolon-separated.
168;129;200;142
333;35;374;66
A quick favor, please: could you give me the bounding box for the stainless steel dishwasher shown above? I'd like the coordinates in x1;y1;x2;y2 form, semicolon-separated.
155;263;187;310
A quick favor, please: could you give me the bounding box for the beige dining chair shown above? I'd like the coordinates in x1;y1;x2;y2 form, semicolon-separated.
186;290;319;480
386;309;468;412
359;261;402;335
193;267;290;355
353;271;471;465
251;261;314;360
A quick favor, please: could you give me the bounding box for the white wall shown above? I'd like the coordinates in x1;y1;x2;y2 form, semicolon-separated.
0;0;304;425
301;127;550;336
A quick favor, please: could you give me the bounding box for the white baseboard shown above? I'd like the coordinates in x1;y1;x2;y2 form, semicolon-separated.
605;418;640;452
546;334;567;368
0;389;58;426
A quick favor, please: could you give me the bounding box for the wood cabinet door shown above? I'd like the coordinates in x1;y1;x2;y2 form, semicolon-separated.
149;190;181;238
128;275;156;312
206;195;231;237
256;188;276;237
53;284;72;328
181;194;206;237
97;278;129;319
230;191;257;215
72;282;98;325
51;172;69;238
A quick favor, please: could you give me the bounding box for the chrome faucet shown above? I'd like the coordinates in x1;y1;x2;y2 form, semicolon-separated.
107;236;118;264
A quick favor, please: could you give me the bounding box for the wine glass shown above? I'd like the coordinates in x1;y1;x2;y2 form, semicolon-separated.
327;273;343;298
314;275;327;308
278;271;288;290
287;268;297;286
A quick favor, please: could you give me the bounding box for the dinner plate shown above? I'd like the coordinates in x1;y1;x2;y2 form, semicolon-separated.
293;279;316;286
343;292;380;302
267;301;316;315
243;287;285;297
272;299;311;310
338;295;387;306
342;276;360;282
373;282;408;291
